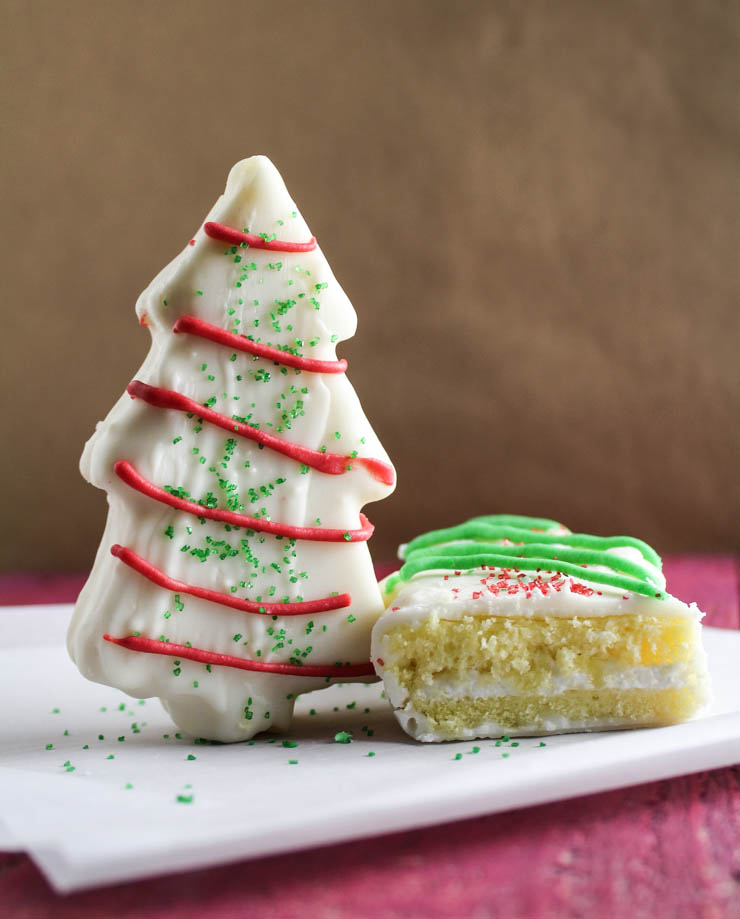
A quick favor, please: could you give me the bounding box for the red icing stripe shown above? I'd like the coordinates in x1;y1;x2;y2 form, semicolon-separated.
173;315;347;374
114;460;373;542
111;544;350;615
126;380;395;486
103;634;374;678
204;221;317;253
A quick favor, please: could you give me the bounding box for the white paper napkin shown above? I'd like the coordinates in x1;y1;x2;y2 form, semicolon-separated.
2;605;739;893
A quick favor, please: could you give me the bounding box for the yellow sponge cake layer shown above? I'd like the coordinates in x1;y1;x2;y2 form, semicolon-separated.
378;613;707;740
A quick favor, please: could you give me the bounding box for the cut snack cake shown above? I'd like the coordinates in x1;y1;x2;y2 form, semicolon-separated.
372;515;709;742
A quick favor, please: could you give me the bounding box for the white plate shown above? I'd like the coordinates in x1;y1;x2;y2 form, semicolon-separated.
2;604;739;893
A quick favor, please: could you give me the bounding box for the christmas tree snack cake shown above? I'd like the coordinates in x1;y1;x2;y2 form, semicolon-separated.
372;515;709;742
68;156;395;742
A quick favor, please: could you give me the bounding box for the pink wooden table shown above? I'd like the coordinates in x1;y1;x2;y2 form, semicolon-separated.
2;558;739;919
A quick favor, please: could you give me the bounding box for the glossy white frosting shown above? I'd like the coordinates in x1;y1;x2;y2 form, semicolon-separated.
68;156;395;742
375;567;698;635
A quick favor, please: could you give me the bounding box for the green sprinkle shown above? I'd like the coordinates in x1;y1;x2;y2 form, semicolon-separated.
539;741;547;747
367;752;376;757
288;760;298;765
125;783;134;790
334;731;352;744
45;743;53;750
187;754;196;761
106;754;115;760
282;740;298;748
176;793;194;804
471;746;480;754
454;753;463;761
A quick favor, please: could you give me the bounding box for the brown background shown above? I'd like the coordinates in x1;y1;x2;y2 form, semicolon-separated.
1;0;739;571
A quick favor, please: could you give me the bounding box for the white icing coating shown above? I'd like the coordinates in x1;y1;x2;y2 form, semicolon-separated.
375;569;698;637
68;156;395;742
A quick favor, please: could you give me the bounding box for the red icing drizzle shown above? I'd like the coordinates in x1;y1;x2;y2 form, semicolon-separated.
126;380;395;485
173;315;347;374
114;460;373;542
204;221;317;253
103;634;374;678
111;544;350;615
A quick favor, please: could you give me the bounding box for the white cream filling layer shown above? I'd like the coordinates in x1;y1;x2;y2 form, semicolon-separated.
407;662;697;701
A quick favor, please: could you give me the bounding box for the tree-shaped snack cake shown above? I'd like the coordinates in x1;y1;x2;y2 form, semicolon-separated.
68;157;396;742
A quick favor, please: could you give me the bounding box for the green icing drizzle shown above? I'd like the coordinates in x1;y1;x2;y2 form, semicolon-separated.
387;514;665;600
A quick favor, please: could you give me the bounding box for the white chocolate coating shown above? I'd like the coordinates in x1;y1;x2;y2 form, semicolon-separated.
68;157;395;742
375;565;694;632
